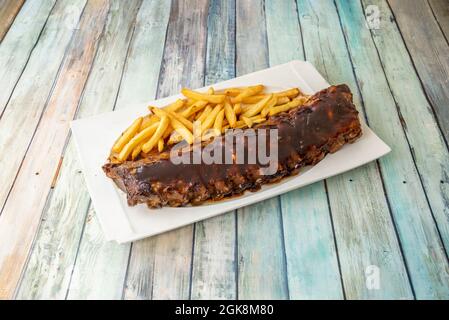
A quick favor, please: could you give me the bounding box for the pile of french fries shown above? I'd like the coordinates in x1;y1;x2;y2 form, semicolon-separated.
110;85;309;162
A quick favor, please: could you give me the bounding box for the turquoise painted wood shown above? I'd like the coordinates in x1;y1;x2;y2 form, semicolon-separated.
68;0;171;300
0;0;56;116
297;0;412;299
0;0;448;300
336;0;449;299
16;0;143;300
190;0;237;300
363;0;449;264
124;0;209;300
388;0;449;143
235;0;288;300
265;0;344;300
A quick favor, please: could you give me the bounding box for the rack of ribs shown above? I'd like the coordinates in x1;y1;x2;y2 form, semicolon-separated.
103;84;362;208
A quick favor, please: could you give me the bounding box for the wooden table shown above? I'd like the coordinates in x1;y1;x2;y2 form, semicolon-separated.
0;0;448;300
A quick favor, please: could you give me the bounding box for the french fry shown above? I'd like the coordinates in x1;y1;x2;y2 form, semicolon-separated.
215;87;245;96
242;94;273;118
131;142;144;160
142;115;169;153
197;105;212;123
274;88;300;98
201;104;222;133
181;100;208;118
268;99;302;116
230;85;264;103
169;117;194;144
112;117;143;153
119;122;159;161
275;96;290;105
165;99;185;112
240;116;253;128
261;95;278;117
224;98;237;128
207;87;214;95
233;103;242;115
181;88;226;104
165;109;193;131
241;94;268;104
213;109;225;136
158;139;164;152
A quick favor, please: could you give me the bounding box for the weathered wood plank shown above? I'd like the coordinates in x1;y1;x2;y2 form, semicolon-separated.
124;0;209;300
66;207;131;299
236;0;288;300
67;0;171;300
0;0;25;41
336;0;449;299
190;0;237;300
428;0;449;44
388;0;449;143
0;0;56;116
0;0;86;215
297;0;413;299
265;0;344;300
363;0;449;274
16;0;142;299
0;0;110;299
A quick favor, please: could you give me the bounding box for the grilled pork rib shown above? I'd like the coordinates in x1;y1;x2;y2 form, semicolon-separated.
103;84;362;208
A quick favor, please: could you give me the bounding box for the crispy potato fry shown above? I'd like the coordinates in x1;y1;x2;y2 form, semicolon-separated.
166;99;185;112
269;99;302;116
112;117;143;153
131;142;144;160
261;95;278;117
275;96;290;105
213;109;225;136
181;88;226;104
207;87;214;95
158;139;164;152
230;85;264;103
224;99;237;128
241;94;268;104
197;105;212;123
169;117;194;144
142;115;169;153
242;94;273;118
119;122;159;161
233;103;242;115
181;100;208;118
274;88;300;98
201;104;222;133
240;116;253;128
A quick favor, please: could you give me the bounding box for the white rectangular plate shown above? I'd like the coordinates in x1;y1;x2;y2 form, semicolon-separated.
71;60;391;243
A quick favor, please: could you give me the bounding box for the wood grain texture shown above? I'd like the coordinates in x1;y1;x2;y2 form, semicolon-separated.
297;0;413;299
363;0;449;270
236;0;288;300
123;0;209;300
0;0;56;116
388;0;449;143
336;0;449;299
428;0;449;43
0;0;25;41
16;0;142;299
68;0;170;300
0;0;110;299
190;0;237;300
265;0;344;300
0;0;86;216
